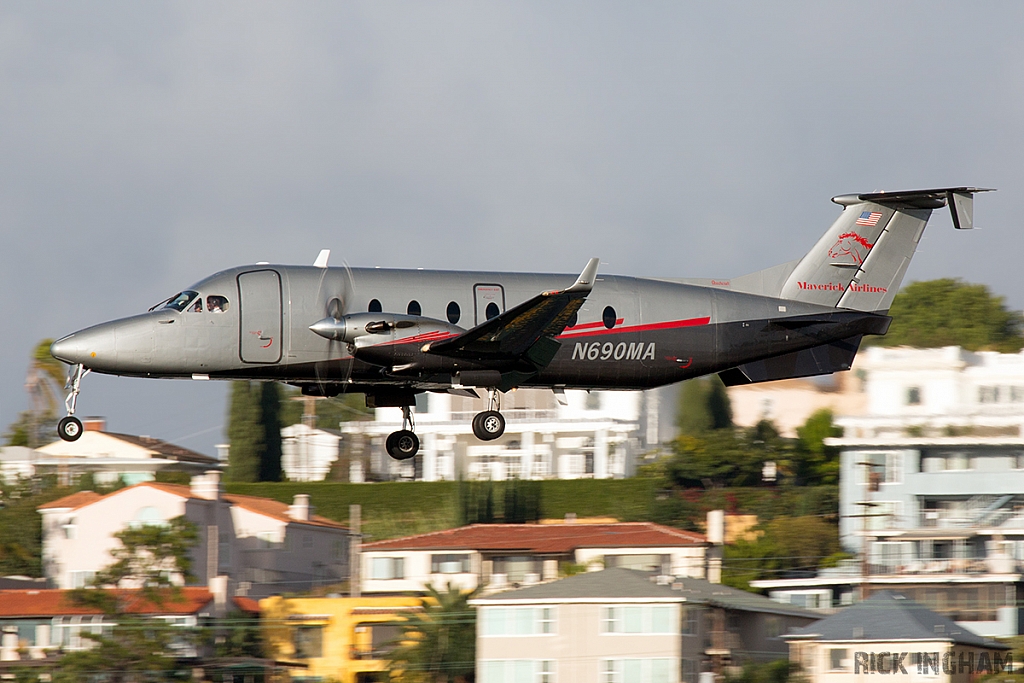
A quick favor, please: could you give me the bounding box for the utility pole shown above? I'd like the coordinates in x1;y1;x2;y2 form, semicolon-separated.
349;504;362;598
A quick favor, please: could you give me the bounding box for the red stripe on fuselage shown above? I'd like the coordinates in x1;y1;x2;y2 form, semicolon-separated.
556;316;710;340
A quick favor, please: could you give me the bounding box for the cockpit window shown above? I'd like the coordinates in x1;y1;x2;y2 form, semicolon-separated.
189;298;203;313
207;296;229;313
162;291;199;312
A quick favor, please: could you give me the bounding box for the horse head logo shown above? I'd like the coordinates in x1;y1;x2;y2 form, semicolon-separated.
828;232;874;266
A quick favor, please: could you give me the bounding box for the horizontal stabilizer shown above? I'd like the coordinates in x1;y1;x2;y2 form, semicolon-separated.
719;336;864;386
840;187;994;230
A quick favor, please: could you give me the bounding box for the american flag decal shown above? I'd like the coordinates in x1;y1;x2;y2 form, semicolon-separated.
855;211;882;227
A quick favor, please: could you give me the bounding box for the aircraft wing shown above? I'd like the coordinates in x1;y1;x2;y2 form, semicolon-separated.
422;258;600;368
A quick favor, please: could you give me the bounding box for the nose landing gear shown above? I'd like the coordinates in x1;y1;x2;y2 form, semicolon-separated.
472;388;506;441
385;405;420;460
57;364;89;442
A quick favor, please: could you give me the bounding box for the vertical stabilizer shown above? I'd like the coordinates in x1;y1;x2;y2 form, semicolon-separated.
772;187;991;312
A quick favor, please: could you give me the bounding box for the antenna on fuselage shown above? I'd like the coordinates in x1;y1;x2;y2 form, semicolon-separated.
314;249;330;268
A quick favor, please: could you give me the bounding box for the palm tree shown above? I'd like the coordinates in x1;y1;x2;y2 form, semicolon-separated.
5;339;67;447
388;583;479;682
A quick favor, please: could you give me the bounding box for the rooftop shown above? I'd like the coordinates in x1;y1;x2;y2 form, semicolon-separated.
362;522;706;553
0;587;259;617
38;482;347;530
473;568;818;619
786;591;1007;648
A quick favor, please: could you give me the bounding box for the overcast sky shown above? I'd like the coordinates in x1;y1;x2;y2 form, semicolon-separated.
2;2;1022;457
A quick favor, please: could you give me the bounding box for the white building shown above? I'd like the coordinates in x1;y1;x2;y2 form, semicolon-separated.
38;472;350;598
21;418;219;486
342;388;660;482
754;346;1024;637
360;521;711;596
281;423;345;482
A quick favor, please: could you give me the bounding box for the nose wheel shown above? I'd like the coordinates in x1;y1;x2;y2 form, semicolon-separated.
386;405;420;460
472;389;506;441
57;364;88;442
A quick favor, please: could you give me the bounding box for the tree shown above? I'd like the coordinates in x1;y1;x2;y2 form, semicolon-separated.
869;278;1024;352
227;381;291;482
389;583;478;683
0;478;80;577
676;376;733;436
4;339;67;448
258;382;283;482
278;389;374;428
794;409;842;485
55;516;200;682
722;515;840;591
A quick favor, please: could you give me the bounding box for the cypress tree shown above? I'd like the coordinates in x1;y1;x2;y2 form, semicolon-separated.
259;382;283;482
226;381;263;482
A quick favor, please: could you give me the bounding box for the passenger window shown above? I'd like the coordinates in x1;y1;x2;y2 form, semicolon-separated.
408;300;422;316
446;301;461;325
189;299;203;313
368;299;383;313
567;311;578;329
603;306;617;329
207;296;229;313
486;302;500;320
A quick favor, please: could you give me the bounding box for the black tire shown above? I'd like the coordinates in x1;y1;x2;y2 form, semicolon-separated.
58;416;84;442
386;430;420;460
473;410;505;441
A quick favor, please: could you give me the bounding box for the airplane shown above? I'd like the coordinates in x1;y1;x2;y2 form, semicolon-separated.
50;187;989;460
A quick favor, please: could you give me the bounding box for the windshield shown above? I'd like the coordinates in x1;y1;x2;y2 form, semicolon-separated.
161;290;199;312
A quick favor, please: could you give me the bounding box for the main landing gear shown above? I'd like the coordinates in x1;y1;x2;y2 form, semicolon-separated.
57;364;88;442
385;405;420;460
472;388;506;441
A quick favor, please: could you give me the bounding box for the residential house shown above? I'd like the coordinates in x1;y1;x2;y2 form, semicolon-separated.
0;586;259;666
27;417;219;486
726;370;866;437
785;592;1011;683
753;346;1024;637
260;595;423;683
472;567;818;683
38;471;350;598
360;522;711;595
341;388;662;482
281;423;346;482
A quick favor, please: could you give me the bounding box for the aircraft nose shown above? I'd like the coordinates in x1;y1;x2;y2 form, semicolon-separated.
51;334;87;365
51;325;117;366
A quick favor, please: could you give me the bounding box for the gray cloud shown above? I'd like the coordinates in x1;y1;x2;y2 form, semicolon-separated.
2;1;1022;454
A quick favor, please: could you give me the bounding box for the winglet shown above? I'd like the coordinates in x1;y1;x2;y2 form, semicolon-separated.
314;249;330;268
565;258;600;293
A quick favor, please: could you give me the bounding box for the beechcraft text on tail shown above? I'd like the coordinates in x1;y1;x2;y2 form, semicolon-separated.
50;187;991;459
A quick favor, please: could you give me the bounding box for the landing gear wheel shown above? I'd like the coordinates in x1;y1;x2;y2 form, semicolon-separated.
58;416;83;442
386;430;420;460
473;410;505;441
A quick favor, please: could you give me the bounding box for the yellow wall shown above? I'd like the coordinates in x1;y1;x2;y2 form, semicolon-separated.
260;595;423;683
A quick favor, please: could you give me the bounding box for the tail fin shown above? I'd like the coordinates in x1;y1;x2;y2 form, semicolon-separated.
733;187;991;312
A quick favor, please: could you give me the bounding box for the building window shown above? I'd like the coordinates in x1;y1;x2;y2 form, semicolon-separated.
68;570;95;589
256;531;279;549
62;517;76;539
602;605;674;635
492;556;540;584
682;659;698;683
480;660;555;683
604;554;671;574
681;607;698;635
481;607;556;637
431;553;471;574
831;648;849;671
370;556;405;580
979;386;999;403
602;659;673;683
907;386;922;405
302;533;313;549
218;533;231;570
861;451;902;485
765;615;781;638
294;625;323;659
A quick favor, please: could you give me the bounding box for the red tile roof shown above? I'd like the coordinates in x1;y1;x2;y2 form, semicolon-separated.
232;596;261;614
37;491;102;511
0;588;214;617
37;483;347;530
362;523;707;553
103;432;219;465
